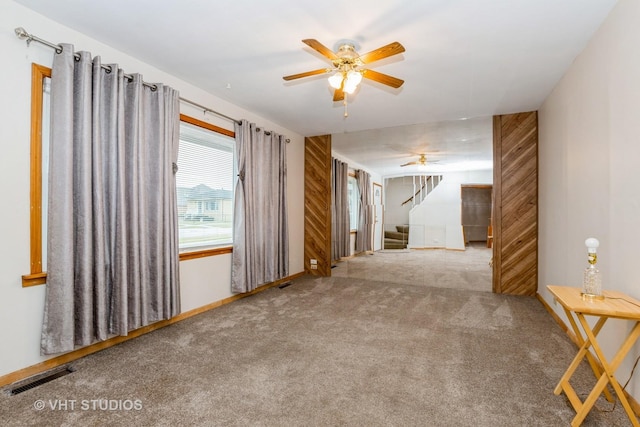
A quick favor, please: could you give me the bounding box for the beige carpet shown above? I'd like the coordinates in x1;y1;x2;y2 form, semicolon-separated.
0;253;634;426
333;243;493;293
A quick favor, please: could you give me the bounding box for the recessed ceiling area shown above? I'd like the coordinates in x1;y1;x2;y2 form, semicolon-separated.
332;116;493;177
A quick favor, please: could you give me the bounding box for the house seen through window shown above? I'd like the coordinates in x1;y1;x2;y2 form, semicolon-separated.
177;117;235;250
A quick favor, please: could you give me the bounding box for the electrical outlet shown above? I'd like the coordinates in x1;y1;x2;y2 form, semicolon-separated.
310;264;318;270
310;259;317;265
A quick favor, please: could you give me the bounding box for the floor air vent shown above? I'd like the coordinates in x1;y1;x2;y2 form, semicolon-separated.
278;282;292;289
9;366;75;396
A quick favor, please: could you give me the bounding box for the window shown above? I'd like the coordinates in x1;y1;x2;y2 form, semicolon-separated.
177;115;235;252
23;73;235;285
347;174;359;231
22;64;51;287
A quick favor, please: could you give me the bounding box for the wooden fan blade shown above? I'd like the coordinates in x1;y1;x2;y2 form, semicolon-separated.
362;69;404;88
400;161;417;167
333;87;344;102
359;41;405;64
302;39;338;61
283;68;331;81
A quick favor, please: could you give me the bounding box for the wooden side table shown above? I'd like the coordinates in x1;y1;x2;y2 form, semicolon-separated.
548;285;640;427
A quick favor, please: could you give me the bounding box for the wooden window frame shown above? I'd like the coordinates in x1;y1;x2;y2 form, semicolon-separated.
22;64;51;287
177;114;235;260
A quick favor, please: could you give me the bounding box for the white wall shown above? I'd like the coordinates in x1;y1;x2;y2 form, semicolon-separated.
408;170;492;250
0;2;304;379
538;0;640;400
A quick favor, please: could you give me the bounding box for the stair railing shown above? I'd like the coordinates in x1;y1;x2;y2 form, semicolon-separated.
401;175;443;207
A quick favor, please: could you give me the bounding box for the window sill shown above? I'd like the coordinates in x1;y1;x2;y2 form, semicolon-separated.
179;246;232;261
22;247;234;286
22;272;46;287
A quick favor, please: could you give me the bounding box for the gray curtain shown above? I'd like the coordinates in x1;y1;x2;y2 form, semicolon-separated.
355;169;373;252
231;120;289;293
331;158;350;260
41;45;180;355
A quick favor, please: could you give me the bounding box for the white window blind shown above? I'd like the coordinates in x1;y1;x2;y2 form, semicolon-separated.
176;121;235;250
348;175;359;231
41;76;51;270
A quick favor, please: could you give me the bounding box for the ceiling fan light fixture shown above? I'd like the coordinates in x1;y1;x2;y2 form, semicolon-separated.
343;82;357;94
343;69;363;94
284;39;405;117
346;69;362;86
328;72;343;89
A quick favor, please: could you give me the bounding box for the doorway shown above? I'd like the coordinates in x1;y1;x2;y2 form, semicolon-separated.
373;182;383;251
461;185;493;247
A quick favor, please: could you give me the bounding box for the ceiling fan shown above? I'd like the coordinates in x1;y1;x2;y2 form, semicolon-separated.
283;39;405;106
400;154;439;167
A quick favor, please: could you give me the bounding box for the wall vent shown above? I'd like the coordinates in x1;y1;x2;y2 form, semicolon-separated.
8;366;75;396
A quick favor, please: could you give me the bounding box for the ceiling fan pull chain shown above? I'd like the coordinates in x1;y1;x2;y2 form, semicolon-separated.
343;94;348;118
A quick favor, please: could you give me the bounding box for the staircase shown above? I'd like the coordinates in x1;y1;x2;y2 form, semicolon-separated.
384;225;410;249
401;175;443;207
383;175;443;249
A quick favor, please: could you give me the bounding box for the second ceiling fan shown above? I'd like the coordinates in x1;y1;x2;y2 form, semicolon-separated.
401;154;439;167
283;39;405;103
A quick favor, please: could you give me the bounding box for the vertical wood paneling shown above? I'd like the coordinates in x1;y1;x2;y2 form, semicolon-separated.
305;135;332;276
493;112;538;295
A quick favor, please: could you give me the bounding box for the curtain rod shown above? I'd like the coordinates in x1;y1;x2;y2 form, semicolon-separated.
15;27;159;91
14;27;235;122
15;27;290;142
178;97;240;124
180;97;289;141
179;97;289;142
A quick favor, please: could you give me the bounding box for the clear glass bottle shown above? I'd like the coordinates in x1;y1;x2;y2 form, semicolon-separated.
582;238;602;299
583;257;601;297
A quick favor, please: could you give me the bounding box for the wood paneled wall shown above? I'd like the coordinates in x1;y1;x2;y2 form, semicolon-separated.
493;112;538;295
304;135;332;276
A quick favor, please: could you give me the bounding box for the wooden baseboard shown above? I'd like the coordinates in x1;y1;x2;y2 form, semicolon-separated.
536;293;579;346
536;292;640;417
0;272;305;388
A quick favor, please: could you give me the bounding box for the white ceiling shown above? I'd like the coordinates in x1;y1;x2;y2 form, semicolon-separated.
13;0;618;177
333;116;494;178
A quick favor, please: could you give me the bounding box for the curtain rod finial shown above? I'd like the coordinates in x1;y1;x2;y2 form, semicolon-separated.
15;27;30;40
15;27;33;47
